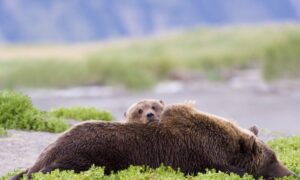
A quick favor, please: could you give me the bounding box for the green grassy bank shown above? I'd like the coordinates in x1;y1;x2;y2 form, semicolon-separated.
1;24;300;89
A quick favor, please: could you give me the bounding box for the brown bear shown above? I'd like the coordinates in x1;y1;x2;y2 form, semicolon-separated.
11;104;295;180
124;99;164;123
124;99;260;139
159;104;295;178
124;99;198;124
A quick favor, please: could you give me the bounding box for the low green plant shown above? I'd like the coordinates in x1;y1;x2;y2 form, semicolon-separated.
268;136;300;175
0;90;68;133
4;136;299;180
50;107;113;121
32;113;69;133
0;126;7;136
3;166;255;180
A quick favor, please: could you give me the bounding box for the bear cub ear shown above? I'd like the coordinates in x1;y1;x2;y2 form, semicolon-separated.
249;125;259;136
239;136;258;155
159;100;164;105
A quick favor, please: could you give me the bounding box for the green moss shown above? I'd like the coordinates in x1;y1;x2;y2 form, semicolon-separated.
50;107;113;121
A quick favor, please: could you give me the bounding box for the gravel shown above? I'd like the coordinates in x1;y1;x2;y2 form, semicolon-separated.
0;130;59;176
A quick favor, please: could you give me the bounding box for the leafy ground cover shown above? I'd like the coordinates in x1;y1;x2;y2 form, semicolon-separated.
0;90;68;133
50;107;112;121
0;126;7;136
0;90;112;133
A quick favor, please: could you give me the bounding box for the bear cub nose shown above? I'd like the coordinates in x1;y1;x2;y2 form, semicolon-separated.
147;113;154;118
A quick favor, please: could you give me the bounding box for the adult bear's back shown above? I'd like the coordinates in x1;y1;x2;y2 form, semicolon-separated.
21;121;192;178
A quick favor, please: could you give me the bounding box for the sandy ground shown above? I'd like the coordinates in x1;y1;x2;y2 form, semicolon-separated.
1;71;300;176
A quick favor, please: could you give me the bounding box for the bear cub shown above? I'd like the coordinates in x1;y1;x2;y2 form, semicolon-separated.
124;99;164;123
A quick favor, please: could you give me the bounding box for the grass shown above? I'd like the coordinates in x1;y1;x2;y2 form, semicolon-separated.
0;61;89;88
50;107;113;121
263;32;300;80
1;24;300;89
0;90;113;133
0;126;7;136
3;136;299;180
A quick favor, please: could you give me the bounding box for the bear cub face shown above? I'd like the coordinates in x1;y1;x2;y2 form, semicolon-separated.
125;99;164;123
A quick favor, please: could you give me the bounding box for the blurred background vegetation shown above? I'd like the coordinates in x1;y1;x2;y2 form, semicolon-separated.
1;1;300;89
1;24;300;89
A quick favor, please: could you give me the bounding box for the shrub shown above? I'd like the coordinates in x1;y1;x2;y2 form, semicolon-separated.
0;90;36;129
0;90;68;133
50;107;113;121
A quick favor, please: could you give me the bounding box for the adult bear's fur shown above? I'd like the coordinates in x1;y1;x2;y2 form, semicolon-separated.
11;104;294;179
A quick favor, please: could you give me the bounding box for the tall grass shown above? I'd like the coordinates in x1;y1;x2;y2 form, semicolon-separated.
0;60;89;88
1;24;300;89
263;31;300;80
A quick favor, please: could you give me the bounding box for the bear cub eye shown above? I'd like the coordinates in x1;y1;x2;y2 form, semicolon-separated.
152;106;156;110
138;109;143;114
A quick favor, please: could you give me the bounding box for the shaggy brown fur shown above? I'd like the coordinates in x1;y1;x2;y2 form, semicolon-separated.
160;104;294;178
124;99;164;123
11;104;294;179
124;99;259;139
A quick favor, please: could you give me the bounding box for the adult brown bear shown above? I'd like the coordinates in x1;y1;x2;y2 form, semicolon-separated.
11;104;295;179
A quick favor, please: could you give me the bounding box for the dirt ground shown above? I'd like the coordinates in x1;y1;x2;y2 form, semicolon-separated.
1;71;300;176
